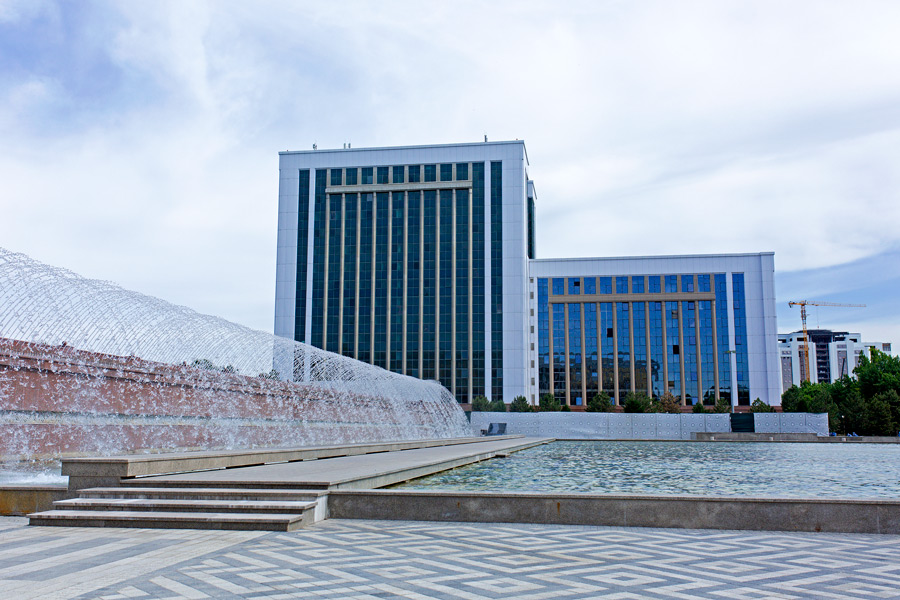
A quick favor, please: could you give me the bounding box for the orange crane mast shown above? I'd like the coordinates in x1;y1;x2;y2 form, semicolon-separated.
788;300;866;383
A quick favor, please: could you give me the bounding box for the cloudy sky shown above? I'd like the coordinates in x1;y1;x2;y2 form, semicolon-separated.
2;0;899;343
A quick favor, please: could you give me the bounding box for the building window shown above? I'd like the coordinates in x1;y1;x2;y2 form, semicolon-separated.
568;278;580;295
362;167;373;185
456;163;468;180
584;277;596;294
665;275;677;293
552;278;564;295
649;276;661;293
392;165;404;183
599;277;612;294
345;168;358;186
616;276;628;294
698;274;711;293
682;275;695;293
377;166;389;184
424;164;436;182
440;163;453;182
632;276;645;294
330;168;342;186
408;165;421;183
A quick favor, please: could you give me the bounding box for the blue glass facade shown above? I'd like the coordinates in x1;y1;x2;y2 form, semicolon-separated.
389;192;404;372
293;170;309;343
358;193;373;363
552;303;566;403
422;191;437;380
649;301;664;397
535;272;748;407
568;304;583;405
439;190;453;386
471;163;486;399
342;194;357;357
311;170;327;348
538;279;550;398
616;302;631;402
682;301;697;403
490;161;503;402
733;273;750;405
585;303;598;402
406;191;420;378
632;302;647;394
455;188;469;402
714;274;731;402
374;192;388;368
326;195;342;353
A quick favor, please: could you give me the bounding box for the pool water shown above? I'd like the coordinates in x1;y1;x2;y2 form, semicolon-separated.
394;441;900;499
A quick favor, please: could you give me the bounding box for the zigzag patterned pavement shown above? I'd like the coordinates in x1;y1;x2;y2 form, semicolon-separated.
2;517;900;599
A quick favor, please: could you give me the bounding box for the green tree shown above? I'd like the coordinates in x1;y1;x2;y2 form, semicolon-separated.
539;393;561;412
623;392;652;413
471;395;491;411
586;392;616;412
652;392;681;414
692;401;708;413
855;350;900;401
864;391;899;436
509;396;532;412
714;395;732;413
750;398;775;413
488;397;507;412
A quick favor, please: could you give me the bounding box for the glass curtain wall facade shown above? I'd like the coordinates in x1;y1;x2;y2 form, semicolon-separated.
536;273;749;406
298;162;489;403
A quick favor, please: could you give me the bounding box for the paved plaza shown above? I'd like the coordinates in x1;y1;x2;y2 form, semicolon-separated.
2;517;900;599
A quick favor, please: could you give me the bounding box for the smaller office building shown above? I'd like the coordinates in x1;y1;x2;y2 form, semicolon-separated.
779;330;893;390
528;253;780;408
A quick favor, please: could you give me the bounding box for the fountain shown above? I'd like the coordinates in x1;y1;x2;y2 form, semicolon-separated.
0;247;470;483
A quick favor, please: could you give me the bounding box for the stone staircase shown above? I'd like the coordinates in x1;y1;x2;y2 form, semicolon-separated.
28;485;326;531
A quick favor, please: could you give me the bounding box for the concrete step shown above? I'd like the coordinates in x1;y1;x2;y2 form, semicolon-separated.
28;509;310;531
123;479;331;490
52;497;317;514
78;487;323;502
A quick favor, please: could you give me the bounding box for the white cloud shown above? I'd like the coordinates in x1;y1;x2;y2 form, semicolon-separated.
0;0;899;335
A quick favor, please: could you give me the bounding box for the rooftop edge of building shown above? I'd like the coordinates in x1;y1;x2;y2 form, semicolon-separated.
529;251;775;263
279;139;529;163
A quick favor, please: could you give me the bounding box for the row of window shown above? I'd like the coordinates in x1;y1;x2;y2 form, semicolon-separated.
537;274;750;406
551;274;713;296
305;184;488;403
329;163;471;187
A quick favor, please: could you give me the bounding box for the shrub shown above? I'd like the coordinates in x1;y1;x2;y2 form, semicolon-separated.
652;391;681;414
714;395;732;413
623;392;652;413
692;401;708;413
586;392;616;412
509;396;532;412
539;393;561;412
471;395;491;411
750;398;775;413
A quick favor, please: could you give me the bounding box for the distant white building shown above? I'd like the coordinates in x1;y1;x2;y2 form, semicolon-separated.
778;329;893;391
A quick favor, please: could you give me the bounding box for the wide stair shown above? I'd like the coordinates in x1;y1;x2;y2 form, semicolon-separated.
28;486;325;531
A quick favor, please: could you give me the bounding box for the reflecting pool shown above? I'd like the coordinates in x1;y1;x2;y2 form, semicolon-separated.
394;441;900;499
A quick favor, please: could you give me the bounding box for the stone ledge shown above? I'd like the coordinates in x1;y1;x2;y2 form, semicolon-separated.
327;489;900;535
62;436;523;491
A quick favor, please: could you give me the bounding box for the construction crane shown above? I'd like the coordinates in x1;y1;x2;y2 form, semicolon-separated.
788;300;866;383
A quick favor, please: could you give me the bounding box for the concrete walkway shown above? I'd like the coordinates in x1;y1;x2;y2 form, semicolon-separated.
131;437;550;489
2;516;900;599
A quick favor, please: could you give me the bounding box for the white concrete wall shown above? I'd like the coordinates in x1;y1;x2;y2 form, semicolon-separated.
754;412;829;436
470;412;730;440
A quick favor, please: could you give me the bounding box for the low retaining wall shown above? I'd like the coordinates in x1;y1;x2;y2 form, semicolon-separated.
0;485;68;516
755;412;828;436
470;412;730;440
328;489;900;534
470;412;831;439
